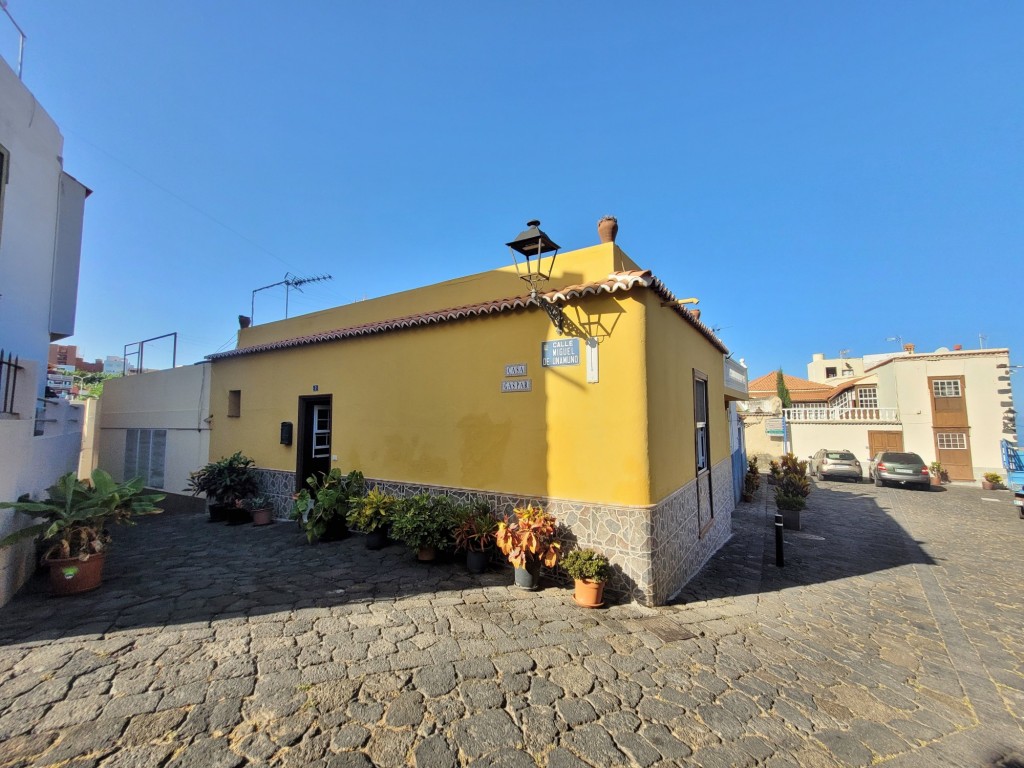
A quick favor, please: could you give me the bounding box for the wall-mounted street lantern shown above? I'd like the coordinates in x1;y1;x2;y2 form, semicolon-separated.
507;220;560;299
507;220;568;335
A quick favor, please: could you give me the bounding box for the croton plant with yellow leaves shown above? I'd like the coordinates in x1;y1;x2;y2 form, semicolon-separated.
495;504;561;569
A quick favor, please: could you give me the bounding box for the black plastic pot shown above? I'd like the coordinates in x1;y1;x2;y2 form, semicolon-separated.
466;549;490;574
365;527;389;550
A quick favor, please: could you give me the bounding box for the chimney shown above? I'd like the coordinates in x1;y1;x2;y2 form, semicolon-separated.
953;344;962;351
812;353;824;362
903;343;915;354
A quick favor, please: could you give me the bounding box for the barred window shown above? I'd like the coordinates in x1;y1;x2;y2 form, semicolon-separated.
932;380;962;398
936;433;967;449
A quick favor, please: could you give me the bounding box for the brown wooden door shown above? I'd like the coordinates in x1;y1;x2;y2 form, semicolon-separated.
934;430;974;481
928;376;974;480
868;430;904;460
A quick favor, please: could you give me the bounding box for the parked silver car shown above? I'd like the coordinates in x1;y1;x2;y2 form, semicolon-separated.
869;451;931;489
809;449;863;482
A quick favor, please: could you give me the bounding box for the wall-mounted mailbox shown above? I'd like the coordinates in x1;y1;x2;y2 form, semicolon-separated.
280;421;293;446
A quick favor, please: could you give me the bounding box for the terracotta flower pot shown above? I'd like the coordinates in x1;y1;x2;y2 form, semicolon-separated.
45;553;106;595
982;481;995;490
930;475;941;486
573;578;605;608
251;508;273;526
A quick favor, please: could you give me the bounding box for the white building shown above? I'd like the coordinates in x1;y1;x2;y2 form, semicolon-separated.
742;345;1016;482
0;55;90;605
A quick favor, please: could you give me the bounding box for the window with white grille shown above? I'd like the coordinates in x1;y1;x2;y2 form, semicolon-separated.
932;380;962;397
124;429;167;488
694;375;709;473
936;433;967;450
857;387;878;408
830;390;852;410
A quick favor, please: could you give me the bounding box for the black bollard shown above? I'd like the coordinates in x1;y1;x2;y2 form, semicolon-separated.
775;513;784;567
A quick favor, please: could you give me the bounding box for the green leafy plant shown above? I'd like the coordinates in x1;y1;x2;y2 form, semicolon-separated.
389;493;456;551
775;369;793;409
775;493;806;511
742;456;761;501
496;504;561;570
561;549;611;583
347;486;396;533
185;452;258;506
291;469;364;543
983;472;1003;485
0;469;164;561
768;460;783;484
453;500;498;553
774;452;810;510
237;496;271;512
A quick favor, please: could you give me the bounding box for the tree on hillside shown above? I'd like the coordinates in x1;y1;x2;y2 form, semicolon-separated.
74;370;120;399
776;369;793;409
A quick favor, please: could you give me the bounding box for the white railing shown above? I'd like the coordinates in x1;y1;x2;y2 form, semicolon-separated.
724;357;748;395
783;407;899;423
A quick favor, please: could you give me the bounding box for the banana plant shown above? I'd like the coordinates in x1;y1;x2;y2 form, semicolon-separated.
0;469;164;561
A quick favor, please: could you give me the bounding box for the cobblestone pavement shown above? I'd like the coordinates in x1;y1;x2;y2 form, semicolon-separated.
1;480;1022;767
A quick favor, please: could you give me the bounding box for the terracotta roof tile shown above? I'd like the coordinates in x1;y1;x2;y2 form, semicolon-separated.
748;372;832;396
207;271;728;361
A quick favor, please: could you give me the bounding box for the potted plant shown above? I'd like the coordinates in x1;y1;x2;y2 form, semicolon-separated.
767;460;783;486
389;493;454;561
453;500;498;573
742;457;761;502
0;469;163;595
292;469;364;543
561;548;611;608
185;452;258;523
347;485;395;549
239;496;273;526
775;453;810;529
982;472;1003;491
495;504;561;590
929;461;944;486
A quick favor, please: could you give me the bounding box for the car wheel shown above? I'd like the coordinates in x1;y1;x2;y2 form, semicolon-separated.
874;475;883;487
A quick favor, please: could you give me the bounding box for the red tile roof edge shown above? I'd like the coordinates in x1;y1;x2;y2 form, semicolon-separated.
206;270;728;361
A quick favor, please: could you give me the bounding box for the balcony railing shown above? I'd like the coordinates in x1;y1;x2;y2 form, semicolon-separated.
724;357;748;397
783;407;900;423
1;349;22;416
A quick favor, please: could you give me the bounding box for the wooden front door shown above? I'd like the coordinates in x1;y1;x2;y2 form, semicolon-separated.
928;376;974;481
868;430;903;460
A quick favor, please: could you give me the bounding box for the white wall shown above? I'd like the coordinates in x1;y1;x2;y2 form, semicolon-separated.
98;364;211;496
0;57;77;382
0;57;88;606
892;351;1011;475
0;362;83;606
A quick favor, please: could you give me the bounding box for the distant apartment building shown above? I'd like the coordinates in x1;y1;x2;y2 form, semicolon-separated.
103;355;137;375
741;344;1016;482
48;343;103;373
0;53;91;605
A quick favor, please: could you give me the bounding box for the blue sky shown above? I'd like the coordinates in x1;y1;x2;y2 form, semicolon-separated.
3;2;1021;377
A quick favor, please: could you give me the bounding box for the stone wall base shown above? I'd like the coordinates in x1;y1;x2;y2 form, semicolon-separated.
252;458;735;606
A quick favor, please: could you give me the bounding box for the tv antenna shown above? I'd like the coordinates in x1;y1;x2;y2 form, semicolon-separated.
250;273;333;324
978;333;987;350
885;335;903;349
838;349;851;359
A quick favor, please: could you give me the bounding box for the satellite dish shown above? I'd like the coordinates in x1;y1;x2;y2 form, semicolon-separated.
935;347;950;353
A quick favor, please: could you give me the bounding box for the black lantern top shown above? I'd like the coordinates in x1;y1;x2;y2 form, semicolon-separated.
506;220;560;257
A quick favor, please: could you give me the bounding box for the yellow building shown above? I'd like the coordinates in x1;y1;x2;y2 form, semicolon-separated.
207;225;746;605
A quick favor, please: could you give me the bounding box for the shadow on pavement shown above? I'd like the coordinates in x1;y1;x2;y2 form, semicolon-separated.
671;477;936;605
0;511;526;646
